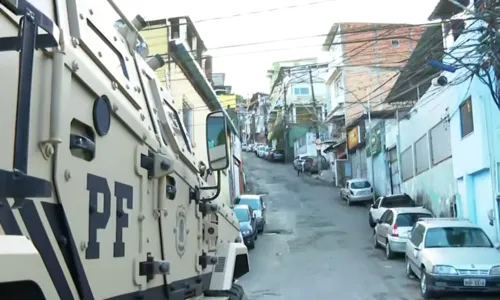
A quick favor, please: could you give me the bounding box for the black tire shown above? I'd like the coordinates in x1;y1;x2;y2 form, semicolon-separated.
420;268;434;299
385;240;395;260
205;283;247;300
369;214;376;228
405;256;415;279
247;240;255;249
373;231;380;249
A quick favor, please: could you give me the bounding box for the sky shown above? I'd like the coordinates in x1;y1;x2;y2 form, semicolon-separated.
113;0;440;96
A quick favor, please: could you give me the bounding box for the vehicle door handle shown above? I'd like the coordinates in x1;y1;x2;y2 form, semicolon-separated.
70;134;96;155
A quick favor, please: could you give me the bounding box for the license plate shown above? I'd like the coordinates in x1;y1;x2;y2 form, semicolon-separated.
463;278;486;287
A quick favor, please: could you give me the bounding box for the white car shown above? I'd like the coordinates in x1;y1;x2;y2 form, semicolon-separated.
256;145;266;157
242;143;247;151
293;155;309;171
373;207;433;259
340;179;374;206
369;193;419;228
405;218;500;299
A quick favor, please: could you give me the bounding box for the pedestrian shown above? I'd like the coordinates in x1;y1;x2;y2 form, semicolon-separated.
297;164;303;176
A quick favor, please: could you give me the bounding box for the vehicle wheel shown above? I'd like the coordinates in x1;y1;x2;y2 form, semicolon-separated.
369;214;376;228
385;240;395;260
405;256;415;279
420;268;434;299
205;283;247;300
373;232;380;249
247;241;255;249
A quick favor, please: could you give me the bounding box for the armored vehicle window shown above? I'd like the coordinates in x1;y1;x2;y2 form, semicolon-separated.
164;100;192;153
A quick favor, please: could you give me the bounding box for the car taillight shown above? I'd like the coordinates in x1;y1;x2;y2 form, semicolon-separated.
391;223;399;237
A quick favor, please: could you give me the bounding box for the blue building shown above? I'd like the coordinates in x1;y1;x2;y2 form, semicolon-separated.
386;0;500;241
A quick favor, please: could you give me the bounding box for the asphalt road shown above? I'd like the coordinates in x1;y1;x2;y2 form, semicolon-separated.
238;152;498;300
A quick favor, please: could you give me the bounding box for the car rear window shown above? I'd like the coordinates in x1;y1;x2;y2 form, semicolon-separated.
396;213;432;227
351;181;371;189
382;196;414;208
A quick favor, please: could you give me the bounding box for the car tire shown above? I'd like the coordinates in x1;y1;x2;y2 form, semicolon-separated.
247;241;255;249
369;213;376;228
420;268;434;299
405;256;415;279
373;232;380;249
385;240;395;260
204;283;247;300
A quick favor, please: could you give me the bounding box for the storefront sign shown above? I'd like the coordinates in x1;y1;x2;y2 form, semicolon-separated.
347;126;361;150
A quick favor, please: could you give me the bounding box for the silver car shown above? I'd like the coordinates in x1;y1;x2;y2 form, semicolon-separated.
340;179;373;206
373;207;433;259
405;218;500;299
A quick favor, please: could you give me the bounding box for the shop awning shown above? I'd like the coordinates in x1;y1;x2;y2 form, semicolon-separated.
324;139;346;153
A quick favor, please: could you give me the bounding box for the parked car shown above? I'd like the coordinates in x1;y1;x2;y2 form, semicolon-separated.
340;179;374;206
256;145;266;157
369;193;418;228
405;218;500;299
247;143;254;152
293;155;310;171
232;204;258;249
373;207;433;259
303;155;328;174
234;194;266;233
262;146;272;158
242;142;247;151
270;149;285;162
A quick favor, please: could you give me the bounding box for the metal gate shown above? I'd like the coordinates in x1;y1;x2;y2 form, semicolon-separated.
335;159;350;187
388;147;400;194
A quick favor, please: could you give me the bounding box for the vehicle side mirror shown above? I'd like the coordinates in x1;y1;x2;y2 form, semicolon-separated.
375;219;381;224
407;230;412;239
206;111;229;171
495;243;500;250
252;212;256;219
371;204;377;209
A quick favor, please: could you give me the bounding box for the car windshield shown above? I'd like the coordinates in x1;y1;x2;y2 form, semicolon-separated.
382;196;414;208
396;213;432;227
233;208;249;222
425;227;493;248
265;147;271;151
235;197;260;210
351;181;371;189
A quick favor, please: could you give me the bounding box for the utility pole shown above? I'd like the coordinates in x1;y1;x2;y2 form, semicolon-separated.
366;90;375;202
263;94;268;145
283;71;289;162
309;67;322;174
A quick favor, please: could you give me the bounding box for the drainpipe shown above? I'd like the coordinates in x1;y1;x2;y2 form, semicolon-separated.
396;110;404;193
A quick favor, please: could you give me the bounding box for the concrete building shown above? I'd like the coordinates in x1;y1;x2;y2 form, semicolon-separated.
267;59;329;161
142;17;240;205
320;22;426;188
246;92;269;144
322;22;426;125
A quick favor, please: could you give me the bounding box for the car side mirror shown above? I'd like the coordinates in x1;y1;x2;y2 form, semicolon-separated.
375;219;381;224
252;212;256;219
206;111;229;171
407;230;412;239
372;204;377;209
495;243;500;250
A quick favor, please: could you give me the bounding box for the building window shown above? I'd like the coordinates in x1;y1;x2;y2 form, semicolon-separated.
391;40;400;47
414;134;429;175
334;75;342;98
182;97;194;143
293;87;309;95
401;146;413;181
460;97;474;138
430;119;452;165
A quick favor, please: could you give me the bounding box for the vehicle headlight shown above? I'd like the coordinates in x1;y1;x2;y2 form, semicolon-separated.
242;230;252;236
432;265;458;275
490;266;500;275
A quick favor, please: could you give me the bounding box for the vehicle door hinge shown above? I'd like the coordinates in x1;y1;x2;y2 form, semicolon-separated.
139;252;170;282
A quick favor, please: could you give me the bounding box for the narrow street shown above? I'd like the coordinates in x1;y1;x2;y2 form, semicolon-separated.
238;153;498;300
